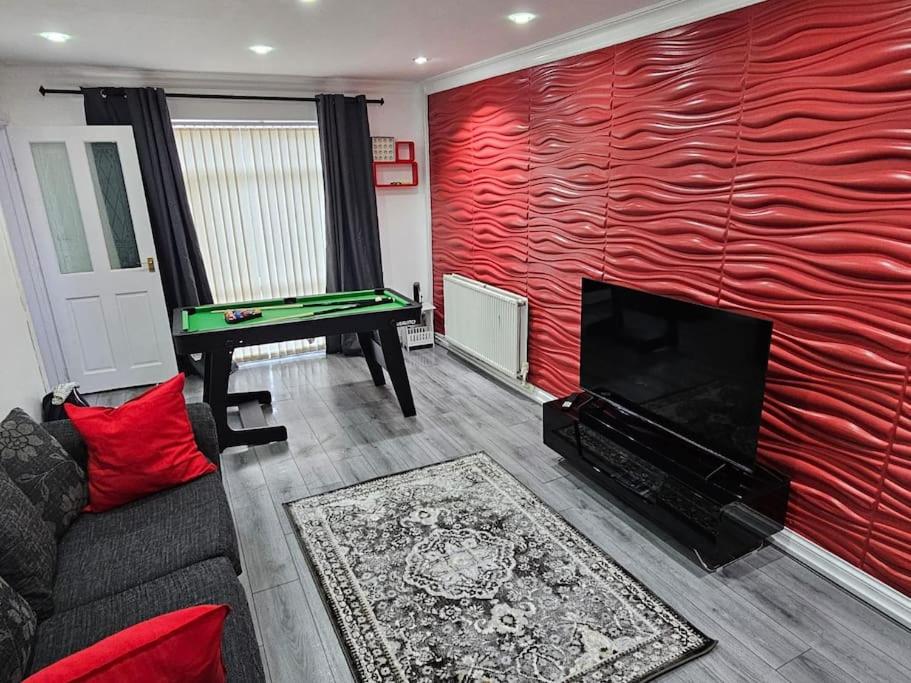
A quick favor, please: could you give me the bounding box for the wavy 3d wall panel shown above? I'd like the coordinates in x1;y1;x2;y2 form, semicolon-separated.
428;0;911;595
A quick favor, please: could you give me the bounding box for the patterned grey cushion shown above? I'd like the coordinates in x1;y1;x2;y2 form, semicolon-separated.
30;557;265;682
0;576;36;683
0;466;56;618
53;472;240;612
0;408;87;539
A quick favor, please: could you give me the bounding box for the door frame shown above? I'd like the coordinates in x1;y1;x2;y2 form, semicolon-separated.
10;124;177;393
2;123;178;393
0;123;66;388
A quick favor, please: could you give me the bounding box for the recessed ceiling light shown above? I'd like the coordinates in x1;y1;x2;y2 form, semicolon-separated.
248;45;274;55
507;12;537;25
413;56;428;65
39;31;72;43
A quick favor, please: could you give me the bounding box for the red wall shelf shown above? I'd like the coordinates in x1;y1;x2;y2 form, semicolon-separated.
372;140;418;188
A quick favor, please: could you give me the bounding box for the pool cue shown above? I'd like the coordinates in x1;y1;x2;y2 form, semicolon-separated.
263;296;394;312
210;296;393;314
231;299;394;327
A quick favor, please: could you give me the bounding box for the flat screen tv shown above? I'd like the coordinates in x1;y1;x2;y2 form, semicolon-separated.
579;279;772;472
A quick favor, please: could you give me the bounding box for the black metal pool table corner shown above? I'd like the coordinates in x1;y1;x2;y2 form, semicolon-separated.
171;290;422;449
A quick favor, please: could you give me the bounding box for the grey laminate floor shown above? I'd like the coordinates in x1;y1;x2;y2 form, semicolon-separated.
92;347;911;682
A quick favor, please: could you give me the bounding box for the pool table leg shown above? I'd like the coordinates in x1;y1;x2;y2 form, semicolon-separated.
357;332;386;387
203;349;288;449
377;326;416;418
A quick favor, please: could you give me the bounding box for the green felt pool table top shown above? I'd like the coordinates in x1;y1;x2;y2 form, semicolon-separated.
178;288;416;333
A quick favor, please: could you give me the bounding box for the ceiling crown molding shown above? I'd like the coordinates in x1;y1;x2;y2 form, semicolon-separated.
421;0;763;94
0;61;419;98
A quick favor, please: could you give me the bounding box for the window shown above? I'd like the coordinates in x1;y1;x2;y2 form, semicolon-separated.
174;122;326;361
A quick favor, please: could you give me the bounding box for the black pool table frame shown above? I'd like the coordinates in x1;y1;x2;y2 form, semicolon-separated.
171;290;422;449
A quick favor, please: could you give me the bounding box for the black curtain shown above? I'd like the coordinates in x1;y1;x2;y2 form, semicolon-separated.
316;94;384;355
82;87;213;315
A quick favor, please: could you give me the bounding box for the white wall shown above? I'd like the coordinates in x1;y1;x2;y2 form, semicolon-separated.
0;63;431;303
0;204;46;417
369;86;430;301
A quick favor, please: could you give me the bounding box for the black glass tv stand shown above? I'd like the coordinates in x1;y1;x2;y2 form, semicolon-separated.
543;392;790;569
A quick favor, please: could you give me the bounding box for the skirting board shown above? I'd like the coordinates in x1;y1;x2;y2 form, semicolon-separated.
433;333;553;404
772;528;911;630
434;333;911;629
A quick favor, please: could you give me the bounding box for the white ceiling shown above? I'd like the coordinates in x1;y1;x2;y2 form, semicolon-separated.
0;0;654;81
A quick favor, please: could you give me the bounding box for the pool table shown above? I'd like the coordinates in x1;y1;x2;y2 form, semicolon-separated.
172;288;422;448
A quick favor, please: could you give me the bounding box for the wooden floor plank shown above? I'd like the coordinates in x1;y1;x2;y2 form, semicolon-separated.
231;365;292;402
750;547;911;669
254;580;338;683
233;484;299;592
346;421;407;475
715;554;911;681
283;533;356;683
333;454;381;487
221;445;268;509
778;649;861;683
293;449;344;495
236;551;263;646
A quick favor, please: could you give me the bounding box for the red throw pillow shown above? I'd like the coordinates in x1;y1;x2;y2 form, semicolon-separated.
25;604;230;683
65;374;216;512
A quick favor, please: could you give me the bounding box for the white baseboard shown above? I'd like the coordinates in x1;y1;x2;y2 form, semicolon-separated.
434;334;911;629
434;333;554;404
772;528;911;630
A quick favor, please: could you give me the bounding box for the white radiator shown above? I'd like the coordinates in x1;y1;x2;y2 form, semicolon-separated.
443;274;529;381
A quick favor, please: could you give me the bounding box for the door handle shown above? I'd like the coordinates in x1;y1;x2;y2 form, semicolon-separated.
147;257;155;273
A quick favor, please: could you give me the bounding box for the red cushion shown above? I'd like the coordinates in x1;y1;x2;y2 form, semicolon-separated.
65;374;216;512
25;604;229;683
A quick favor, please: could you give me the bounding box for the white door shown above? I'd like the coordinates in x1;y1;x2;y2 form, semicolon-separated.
9;126;177;393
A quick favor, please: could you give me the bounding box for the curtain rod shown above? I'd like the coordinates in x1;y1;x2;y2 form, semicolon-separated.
38;86;384;105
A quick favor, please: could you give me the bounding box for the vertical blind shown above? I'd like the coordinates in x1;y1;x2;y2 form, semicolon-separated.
173;123;326;361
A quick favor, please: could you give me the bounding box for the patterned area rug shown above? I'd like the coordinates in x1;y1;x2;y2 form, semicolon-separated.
286;452;715;682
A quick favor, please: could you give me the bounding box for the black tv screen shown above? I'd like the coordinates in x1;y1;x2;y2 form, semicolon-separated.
579;279;772;470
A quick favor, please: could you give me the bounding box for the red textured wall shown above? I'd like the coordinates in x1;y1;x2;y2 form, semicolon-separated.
429;0;911;595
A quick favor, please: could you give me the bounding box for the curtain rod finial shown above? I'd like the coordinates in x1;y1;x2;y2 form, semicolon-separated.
38;85;47;96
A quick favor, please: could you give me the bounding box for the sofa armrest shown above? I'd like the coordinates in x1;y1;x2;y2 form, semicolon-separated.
186;403;221;468
42;419;89;472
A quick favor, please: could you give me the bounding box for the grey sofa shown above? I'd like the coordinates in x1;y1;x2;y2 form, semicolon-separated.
26;403;265;681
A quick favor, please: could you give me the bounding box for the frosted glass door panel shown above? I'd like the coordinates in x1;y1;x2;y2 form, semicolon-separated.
30;142;92;274
87;142;140;269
